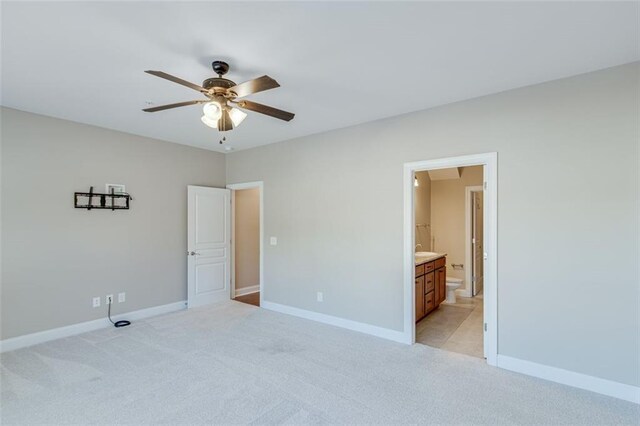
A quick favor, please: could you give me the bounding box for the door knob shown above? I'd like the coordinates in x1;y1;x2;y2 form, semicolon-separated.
188;251;201;256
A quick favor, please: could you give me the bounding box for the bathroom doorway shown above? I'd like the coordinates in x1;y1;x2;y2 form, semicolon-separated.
227;181;264;307
403;153;497;366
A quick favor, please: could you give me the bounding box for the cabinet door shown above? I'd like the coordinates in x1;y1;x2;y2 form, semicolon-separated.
437;267;446;304
415;276;425;321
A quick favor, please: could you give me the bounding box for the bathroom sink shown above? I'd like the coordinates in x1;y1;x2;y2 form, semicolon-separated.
415;251;439;258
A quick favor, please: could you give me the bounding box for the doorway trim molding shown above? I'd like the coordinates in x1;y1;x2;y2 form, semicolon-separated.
403;152;498;366
227;181;264;306
464;185;484;298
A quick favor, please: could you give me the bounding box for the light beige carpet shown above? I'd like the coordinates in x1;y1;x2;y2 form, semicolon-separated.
1;301;638;424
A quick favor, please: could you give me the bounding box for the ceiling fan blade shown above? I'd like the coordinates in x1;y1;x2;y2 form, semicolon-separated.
218;109;234;131
229;75;280;99
142;100;205;112
236;100;295;122
145;70;206;93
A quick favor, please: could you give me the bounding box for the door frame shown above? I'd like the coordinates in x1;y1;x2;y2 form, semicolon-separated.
464;185;484;298
226;181;264;306
403;152;498;366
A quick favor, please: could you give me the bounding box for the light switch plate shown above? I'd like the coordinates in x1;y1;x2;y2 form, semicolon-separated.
270;237;278;246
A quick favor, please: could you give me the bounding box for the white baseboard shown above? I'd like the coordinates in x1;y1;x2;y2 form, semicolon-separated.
261;300;409;344
497;354;639;404
0;301;187;353
234;285;260;297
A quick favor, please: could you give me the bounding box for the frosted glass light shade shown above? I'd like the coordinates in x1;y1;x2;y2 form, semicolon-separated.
201;115;218;128
228;107;247;127
202;102;222;120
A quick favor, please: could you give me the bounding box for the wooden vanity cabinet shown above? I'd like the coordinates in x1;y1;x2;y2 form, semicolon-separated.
415;256;447;322
415;275;425;321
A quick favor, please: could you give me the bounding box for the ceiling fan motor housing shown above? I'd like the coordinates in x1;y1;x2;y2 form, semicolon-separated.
202;77;236;92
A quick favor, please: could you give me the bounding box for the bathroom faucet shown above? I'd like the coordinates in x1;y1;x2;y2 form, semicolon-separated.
415;244;422;252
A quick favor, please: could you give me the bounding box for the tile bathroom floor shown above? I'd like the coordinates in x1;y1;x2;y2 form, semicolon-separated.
416;294;484;358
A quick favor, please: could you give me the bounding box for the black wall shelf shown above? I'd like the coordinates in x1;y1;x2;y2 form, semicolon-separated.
74;186;131;211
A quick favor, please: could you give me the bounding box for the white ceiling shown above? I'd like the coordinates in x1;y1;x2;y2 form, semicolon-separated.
1;2;638;153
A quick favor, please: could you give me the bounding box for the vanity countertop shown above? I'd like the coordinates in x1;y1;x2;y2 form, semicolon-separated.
415;252;446;265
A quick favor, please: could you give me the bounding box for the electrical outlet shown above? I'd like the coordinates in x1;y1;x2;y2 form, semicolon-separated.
270;236;278;246
118;292;126;303
106;294;113;305
317;292;323;302
92;297;101;308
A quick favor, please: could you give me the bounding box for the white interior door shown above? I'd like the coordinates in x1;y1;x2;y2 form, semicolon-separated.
187;186;231;308
472;191;484;296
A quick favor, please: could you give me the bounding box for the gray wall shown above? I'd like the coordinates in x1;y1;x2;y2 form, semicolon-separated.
226;63;639;386
1;108;226;339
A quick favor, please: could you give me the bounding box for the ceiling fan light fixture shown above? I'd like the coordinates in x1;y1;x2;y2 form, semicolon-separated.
202;102;222;120
228;107;247;127
143;62;295;138
200;114;218;128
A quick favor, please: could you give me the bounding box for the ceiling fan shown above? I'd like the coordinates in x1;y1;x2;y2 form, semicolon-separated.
143;60;294;132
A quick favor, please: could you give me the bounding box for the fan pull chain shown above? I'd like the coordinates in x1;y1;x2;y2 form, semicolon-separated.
219;109;227;144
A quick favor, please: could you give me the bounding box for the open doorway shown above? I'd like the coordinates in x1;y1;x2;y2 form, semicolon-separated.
413;166;484;358
227;182;264;307
403;153;497;366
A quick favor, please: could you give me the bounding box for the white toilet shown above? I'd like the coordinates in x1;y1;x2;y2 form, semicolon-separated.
445;277;463;304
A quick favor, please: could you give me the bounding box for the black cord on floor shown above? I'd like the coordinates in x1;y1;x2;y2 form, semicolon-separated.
108;300;131;328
